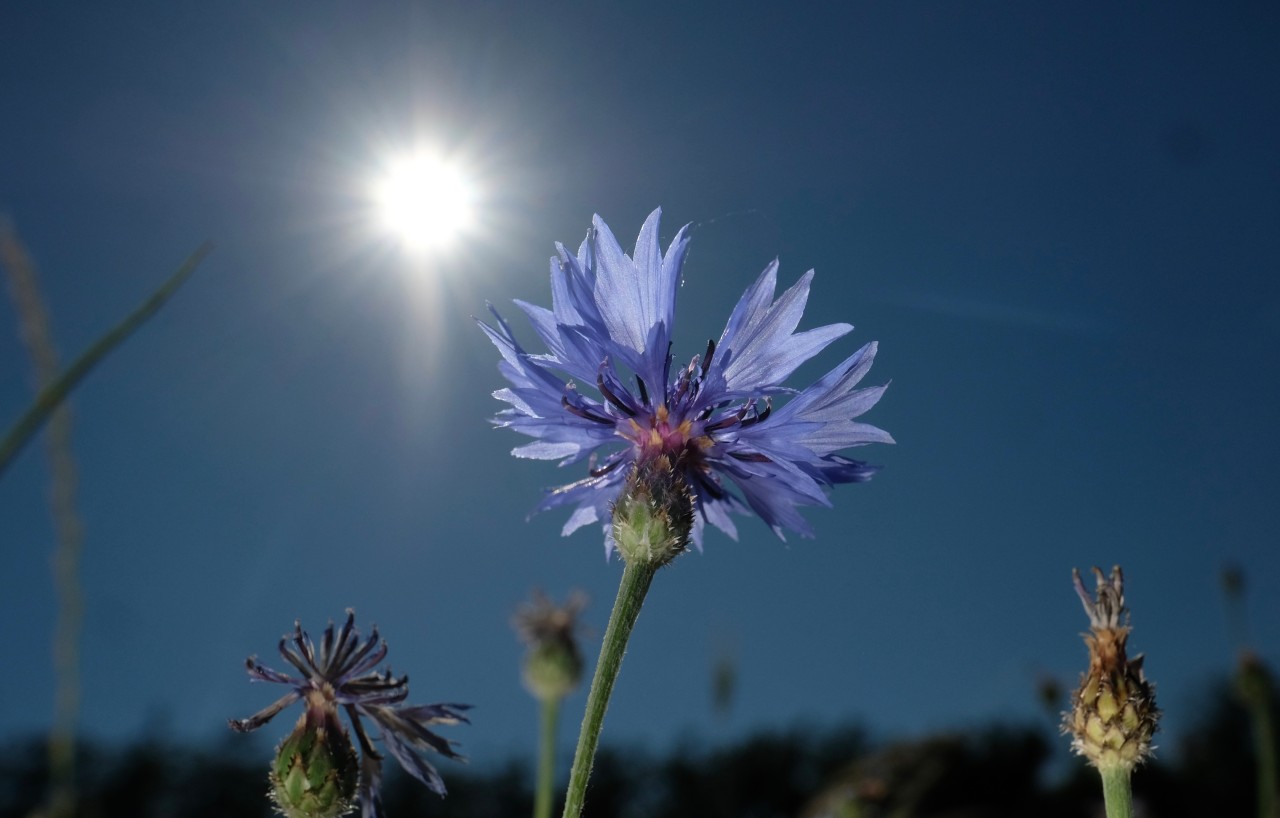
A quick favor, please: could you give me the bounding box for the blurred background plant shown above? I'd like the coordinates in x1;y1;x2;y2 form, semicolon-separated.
513;590;588;818
0;222;209;818
1222;564;1280;818
2;221;84;818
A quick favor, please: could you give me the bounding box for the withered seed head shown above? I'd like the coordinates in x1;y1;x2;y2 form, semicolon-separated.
1065;566;1160;772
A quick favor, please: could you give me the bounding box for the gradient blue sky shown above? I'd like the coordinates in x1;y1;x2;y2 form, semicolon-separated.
3;1;1279;768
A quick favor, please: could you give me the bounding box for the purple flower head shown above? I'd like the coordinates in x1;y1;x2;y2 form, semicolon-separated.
230;611;470;818
480;209;893;555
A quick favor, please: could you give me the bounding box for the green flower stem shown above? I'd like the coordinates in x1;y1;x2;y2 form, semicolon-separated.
1099;765;1134;818
0;241;214;477
560;559;658;818
533;695;561;818
1246;688;1279;818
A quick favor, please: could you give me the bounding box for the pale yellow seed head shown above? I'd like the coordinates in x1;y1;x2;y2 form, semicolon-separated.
1065;566;1160;772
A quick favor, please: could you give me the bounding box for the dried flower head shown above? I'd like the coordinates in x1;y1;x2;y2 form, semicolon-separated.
1065;566;1160;772
480;209;892;556
513;590;588;701
230;611;470;818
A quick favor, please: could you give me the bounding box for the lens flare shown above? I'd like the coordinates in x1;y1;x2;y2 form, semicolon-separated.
373;152;476;252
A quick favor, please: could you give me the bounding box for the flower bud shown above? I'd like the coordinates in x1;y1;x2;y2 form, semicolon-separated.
270;691;359;818
611;455;694;568
1065;566;1159;772
1237;650;1275;708
514;590;588;702
523;640;585;701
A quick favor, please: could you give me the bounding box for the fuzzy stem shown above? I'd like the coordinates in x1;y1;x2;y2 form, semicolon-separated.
560;560;657;818
533;695;561;818
1099;765;1134;818
0;240;214;477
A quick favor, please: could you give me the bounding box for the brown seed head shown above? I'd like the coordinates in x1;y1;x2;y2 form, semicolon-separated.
1065;566;1160;772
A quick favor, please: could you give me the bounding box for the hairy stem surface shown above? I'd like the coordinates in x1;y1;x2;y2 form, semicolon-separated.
560;560;657;818
1099;765;1133;818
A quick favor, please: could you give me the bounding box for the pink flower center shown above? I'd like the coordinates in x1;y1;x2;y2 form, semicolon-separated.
624;405;710;464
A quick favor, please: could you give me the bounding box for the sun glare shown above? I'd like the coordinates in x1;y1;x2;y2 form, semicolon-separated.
373;152;477;252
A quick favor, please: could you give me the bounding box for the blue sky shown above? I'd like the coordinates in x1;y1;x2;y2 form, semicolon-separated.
2;1;1279;769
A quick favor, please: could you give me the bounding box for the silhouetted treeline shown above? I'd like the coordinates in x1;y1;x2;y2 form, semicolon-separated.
1;680;1273;818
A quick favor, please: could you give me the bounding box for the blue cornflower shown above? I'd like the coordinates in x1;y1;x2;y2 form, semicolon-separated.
230;611;469;818
480;209;892;553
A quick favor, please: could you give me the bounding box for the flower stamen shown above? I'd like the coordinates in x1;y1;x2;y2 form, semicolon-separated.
562;395;613;425
596;368;637;417
589;453;627;478
739;397;772;427
704;400;755;433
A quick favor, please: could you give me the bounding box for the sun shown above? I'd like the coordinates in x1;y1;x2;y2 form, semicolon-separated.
372;151;477;252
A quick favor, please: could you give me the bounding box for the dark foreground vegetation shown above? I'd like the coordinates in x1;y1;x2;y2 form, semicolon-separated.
0;681;1271;818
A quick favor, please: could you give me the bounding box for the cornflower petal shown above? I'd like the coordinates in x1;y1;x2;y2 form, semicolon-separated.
368;704;469;757
737;344;892;449
561;502;604;537
278;637;314;679
228;690;300;732
326;614;367;677
710;265;853;398
358;760;384;818
332;634;388;685
401;702;474;724
772;344;887;427
587;210;688;391
292;621;319;669
720;460;830;539
590;214;651;357
347;709;385;818
377;725;450;796
480;308;617;466
245;657;299;686
337;674;408;707
363;702;471;797
318;619;338;668
695;491;743;544
534;471;626;539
